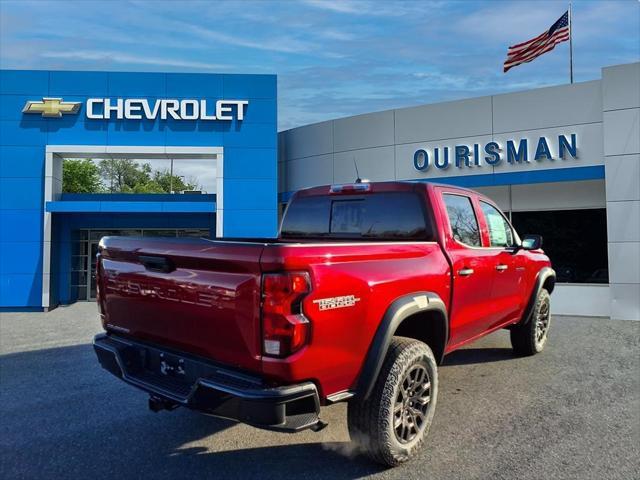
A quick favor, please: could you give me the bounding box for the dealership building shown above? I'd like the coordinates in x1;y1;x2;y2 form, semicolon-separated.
279;62;639;321
0;70;277;308
1;62;638;320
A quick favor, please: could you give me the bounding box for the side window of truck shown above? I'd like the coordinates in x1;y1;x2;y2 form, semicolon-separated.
443;194;481;247
479;201;515;247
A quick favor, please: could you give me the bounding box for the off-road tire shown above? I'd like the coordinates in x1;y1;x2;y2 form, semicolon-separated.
347;337;438;467
511;288;551;356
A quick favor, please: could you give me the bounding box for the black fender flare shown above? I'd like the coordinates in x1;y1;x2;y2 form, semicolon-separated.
356;292;448;400
520;267;556;326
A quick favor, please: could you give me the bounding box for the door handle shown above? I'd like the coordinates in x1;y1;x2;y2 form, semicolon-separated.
496;264;509;271
458;268;474;276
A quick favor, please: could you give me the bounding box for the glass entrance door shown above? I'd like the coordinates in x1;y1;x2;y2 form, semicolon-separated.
87;241;99;300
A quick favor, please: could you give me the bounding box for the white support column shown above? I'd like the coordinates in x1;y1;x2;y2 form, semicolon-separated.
216;152;224;237
42;150;62;309
602;63;640;321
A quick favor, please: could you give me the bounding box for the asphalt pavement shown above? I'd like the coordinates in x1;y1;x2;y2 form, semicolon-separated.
1;302;638;480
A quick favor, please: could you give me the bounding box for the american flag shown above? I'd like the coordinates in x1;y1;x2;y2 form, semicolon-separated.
504;11;570;73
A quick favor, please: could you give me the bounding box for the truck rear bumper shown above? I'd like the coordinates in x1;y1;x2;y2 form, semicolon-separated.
93;333;322;432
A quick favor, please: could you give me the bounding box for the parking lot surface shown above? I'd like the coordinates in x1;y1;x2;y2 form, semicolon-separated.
1;302;638;480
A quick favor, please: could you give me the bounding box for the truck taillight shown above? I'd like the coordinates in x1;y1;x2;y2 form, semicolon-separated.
261;272;311;358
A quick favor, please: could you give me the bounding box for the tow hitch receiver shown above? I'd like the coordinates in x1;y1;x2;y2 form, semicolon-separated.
149;395;179;413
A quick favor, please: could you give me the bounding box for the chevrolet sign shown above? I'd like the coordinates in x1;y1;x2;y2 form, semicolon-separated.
22;98;82;118
22;97;249;121
86;98;248;121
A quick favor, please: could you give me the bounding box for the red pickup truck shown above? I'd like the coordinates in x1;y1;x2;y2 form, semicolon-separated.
93;181;555;466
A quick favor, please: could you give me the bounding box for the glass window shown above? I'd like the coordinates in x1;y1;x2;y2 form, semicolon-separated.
480;201;514;247
178;229;210;238
142;230;178;237
281;192;432;240
77;240;88;256
71;255;87;271
76;286;87;300
90;230;117;241
70;271;88;287
62;158;215;194
511;209;609;284
280;196;331;238
331;200;364;234
115;229;143;237
443;194;481;247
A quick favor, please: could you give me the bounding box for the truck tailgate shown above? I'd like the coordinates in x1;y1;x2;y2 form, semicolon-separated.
97;236;266;371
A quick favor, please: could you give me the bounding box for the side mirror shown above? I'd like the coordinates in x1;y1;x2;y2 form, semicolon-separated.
521;234;543;250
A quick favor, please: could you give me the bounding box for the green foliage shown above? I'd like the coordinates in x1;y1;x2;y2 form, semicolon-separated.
99;159;152;193
62;158;201;194
152;169;198;193
62;159;103;193
99;159;199;193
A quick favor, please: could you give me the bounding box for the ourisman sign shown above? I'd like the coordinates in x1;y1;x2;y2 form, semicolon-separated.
413;134;578;171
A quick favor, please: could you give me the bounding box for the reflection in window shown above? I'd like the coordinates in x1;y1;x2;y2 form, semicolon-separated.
443;194;481;247
62;158;216;194
331;200;364;234
480;201;514;247
281;192;431;240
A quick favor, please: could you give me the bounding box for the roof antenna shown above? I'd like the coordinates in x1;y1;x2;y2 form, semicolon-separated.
354;157;362;183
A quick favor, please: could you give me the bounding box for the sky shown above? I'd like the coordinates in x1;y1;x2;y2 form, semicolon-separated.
1;0;639;131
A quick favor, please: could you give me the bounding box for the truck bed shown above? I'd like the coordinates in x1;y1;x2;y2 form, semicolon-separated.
97;235;451;393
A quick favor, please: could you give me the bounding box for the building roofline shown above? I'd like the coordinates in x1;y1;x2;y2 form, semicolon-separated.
279;61;639;134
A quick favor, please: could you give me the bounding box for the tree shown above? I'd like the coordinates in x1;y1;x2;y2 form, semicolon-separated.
63;158;202;194
98;159;200;193
152;169;198;193
99;159;153;193
62;159;103;193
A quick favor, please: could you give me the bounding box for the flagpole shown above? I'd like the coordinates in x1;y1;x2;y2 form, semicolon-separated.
569;2;574;83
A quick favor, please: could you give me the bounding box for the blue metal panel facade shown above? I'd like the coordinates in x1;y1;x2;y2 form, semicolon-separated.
0;70;278;309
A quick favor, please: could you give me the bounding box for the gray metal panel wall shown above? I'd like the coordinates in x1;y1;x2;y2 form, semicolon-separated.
602;62;640;320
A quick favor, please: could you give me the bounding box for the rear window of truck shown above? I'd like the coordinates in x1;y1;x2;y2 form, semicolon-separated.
280;192;433;240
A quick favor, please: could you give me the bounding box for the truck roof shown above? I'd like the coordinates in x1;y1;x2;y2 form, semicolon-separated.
294;180;480;198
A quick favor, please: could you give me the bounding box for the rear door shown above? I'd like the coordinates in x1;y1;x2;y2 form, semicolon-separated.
440;193;497;347
477;200;527;327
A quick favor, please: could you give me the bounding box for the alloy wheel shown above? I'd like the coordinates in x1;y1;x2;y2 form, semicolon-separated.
535;298;551;344
393;363;431;444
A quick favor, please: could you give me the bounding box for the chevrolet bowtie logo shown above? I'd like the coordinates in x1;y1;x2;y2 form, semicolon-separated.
22;98;82;118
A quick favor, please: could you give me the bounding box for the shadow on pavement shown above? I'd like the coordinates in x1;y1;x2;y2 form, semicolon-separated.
161;442;383;479
442;347;515;366
0;343;384;480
